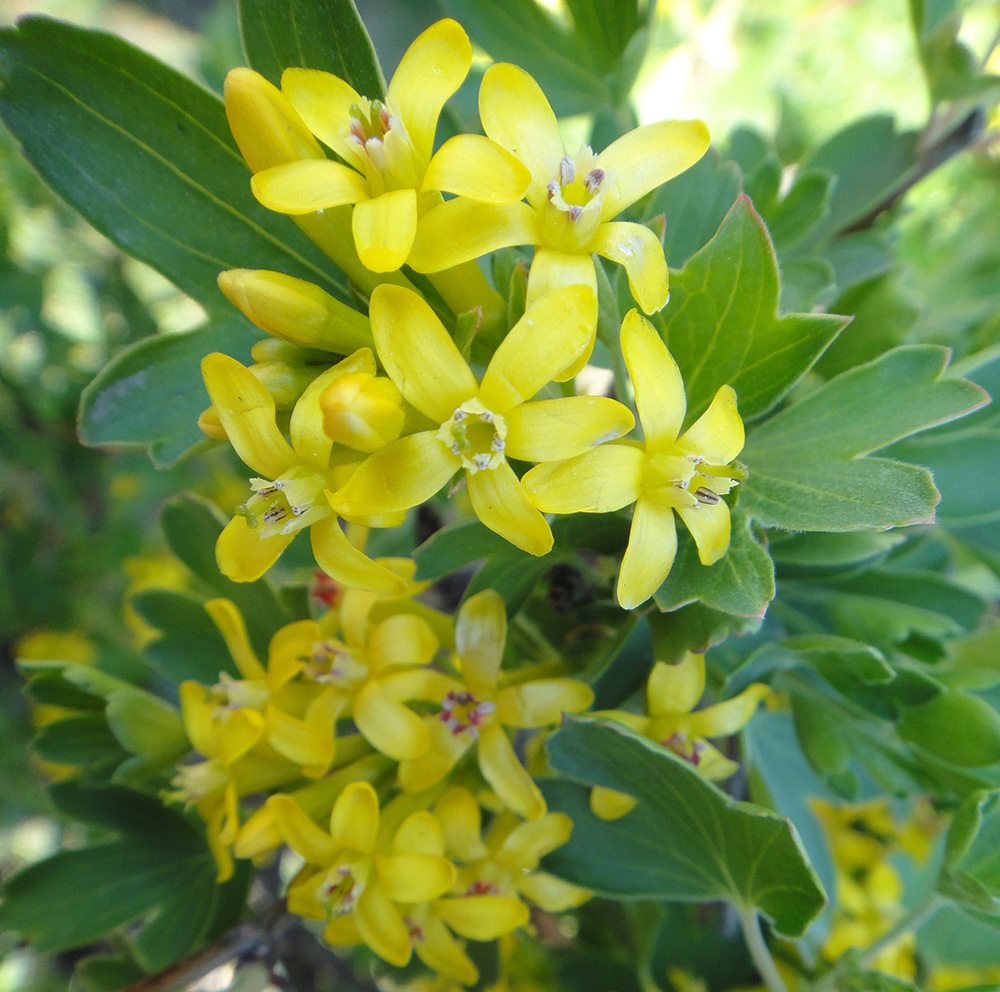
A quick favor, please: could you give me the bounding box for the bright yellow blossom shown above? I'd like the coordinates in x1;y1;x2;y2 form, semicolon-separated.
202;346;406;593
328;284;633;556
409;62;709;334
269;783;457;968
396;590;594;820
589;652;769;819
523;310;745;608
250;19;529;275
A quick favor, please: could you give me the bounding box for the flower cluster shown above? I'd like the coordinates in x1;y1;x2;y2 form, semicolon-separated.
175;15;761;985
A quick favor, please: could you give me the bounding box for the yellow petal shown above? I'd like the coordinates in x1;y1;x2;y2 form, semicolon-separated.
676;499;731;566
590;785;637;820
414;913;479;985
310;516;408;595
290;348;376;467
368;614;439;671
408;198;536;273
326;433;459;517
204;598;265;679
178;683;217;758
468;461;553;557
392;810;445;857
479;62;563;206
266;794;337;864
354;885;412;967
521;443;643;513
265;704;334;777
224;67;324;172
517;871;592;911
525;248;597;306
280;67;363;162
322;914;362;947
423;133;531;202
496;679;593;729
252;160;369;214
388;18;471;163
597;119;711;221
201;353;296;479
433;788;489;862
591;221;669;314
504;396;635;462
218;269;373;354
436;895;530;940
352;188;418;272
647;655;705;717
691;740;740;780
498;812;573;869
354;679;430;760
217;515;294;583
369;285;478;421
378;667;462;705
685;683;770;739
398;717;471;793
478;723;546;820
330;780;380;853
376;853;456;902
617;496;677;610
456;590;506;690
479;285;598;413
620;309;686;449
681;385;745;463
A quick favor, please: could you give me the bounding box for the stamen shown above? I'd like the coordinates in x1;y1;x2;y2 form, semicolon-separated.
547;180;559;201
568;204;583;221
584;168;605;193
262;505;287;524
694;486;721;505
559;156;576;185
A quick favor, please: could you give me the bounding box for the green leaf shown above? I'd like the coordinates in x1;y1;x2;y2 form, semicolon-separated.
740;346;988;531
654;195;848;423
899;692;1000;768
239;0;385;97
542;717;826;936
562;0;640;74
160;492;289;660
647;149;741;270
414;519;514;581
131;589;238;686
73;955;145;992
0;17;351;312
443;0;609;117
32;714;127;768
79;315;255;468
641;602;764;663
652;510;775;619
941;790;1000;919
768;531;907;568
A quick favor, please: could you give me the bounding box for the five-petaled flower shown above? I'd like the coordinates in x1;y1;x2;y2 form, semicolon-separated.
327;284;634;556
523;309;745;609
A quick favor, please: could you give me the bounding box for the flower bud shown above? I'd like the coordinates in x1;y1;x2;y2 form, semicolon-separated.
223;68;324;172
219;269;374;354
198;405;227;440
320;371;405;451
250;362;322;410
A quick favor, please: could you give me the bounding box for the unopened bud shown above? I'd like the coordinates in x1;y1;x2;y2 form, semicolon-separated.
198;406;227;440
250;362;322;409
219;269;373;354
224;68;325;172
320;371;405;451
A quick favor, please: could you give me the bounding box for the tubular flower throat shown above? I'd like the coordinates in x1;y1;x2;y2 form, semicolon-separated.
327;284;634;557
523;310;746;609
247;19;530;273
589;653;769;820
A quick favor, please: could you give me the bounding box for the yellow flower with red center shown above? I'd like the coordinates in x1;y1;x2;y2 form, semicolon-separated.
524;310;745;608
589;653;769;820
327;284;633;556
202;346;407;593
395;590;594;820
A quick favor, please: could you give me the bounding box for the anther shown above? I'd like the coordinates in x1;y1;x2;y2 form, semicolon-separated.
584;168;605;194
559;156;576;185
695;486;721;505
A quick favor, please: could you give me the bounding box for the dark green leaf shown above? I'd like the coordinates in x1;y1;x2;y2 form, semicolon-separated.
73;955;145;992
22;671;106;711
655;195;848;423
652;511;775;619
79;315;255;468
239;0;384;96
779;256;835;315
768;531;907;568
414;519;514;581
543;717;826;936
0;17;351;312
740;346;988;531
941;789;1000;918
32;714;126;767
160;492;289;660
563;0;640;73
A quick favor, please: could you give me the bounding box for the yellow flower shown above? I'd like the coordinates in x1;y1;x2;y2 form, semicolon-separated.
202;346;406;593
590;653;769;819
249;19;529;275
396;591;594;820
523;310;745;609
269;783;457;968
409;62;709;321
328;284;633;556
